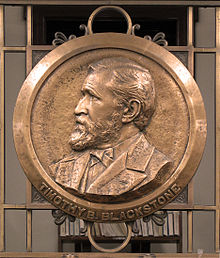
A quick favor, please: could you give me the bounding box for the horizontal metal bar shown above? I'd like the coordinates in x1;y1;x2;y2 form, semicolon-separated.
1;46;217;53
166;46;191;51
163;205;217;211
194;47;217;52
2;203;217;211
4;45;216;53
0;252;219;257
22;45;192;52
26;204;56;209
3;204;55;209
0;1;220;6
3;204;26;209
2;45;216;53
28;45;54;51
2;47;26;51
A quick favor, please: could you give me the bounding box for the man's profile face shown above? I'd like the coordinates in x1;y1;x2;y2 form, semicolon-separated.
69;71;123;151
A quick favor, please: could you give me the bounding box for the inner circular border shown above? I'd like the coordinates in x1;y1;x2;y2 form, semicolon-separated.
13;33;206;221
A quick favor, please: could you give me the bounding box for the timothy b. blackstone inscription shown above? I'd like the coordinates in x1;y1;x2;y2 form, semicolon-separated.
39;181;181;222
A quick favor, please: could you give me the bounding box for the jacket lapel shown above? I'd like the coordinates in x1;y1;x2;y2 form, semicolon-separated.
87;152;127;193
69;151;90;190
54;151;90;191
126;134;155;172
87;134;154;195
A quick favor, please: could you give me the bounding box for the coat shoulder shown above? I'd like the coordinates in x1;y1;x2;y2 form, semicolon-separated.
48;151;85;177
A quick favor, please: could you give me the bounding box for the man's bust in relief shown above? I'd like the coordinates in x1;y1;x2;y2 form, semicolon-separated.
50;57;172;197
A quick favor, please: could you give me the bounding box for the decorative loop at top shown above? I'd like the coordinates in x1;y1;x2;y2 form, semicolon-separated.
87;6;132;35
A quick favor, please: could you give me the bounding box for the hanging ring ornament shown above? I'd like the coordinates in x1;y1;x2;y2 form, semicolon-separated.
87;6;132;35
87;222;132;253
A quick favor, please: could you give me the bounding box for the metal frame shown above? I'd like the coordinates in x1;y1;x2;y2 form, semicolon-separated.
0;1;220;6
0;3;219;257
216;7;220;256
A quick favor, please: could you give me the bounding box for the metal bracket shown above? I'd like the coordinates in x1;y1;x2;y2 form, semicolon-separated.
143;210;168;226
52;5;168;47
51;209;75;225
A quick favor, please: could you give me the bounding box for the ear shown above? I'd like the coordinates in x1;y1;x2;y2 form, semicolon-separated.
122;99;141;123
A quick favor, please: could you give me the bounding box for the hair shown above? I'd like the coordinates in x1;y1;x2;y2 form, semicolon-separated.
88;57;156;131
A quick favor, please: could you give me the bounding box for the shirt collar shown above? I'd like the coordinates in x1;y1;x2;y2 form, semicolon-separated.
89;133;140;164
90;148;114;165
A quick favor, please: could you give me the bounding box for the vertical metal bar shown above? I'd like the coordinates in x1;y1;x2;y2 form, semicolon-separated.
0;6;4;206
216;209;220;252
0;207;4;252
26;43;32;253
27;6;32;46
26;210;32;252
26;180;32;207
187;210;193;252
188;180;194;206
187;6;194;47
26;46;32;205
26;46;32;76
0;5;4;252
216;7;220;253
26;6;32;252
187;6;194;211
187;47;194;77
187;6;194;76
0;6;3;47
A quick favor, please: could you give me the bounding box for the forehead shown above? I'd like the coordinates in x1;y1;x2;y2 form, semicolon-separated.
82;71;110;91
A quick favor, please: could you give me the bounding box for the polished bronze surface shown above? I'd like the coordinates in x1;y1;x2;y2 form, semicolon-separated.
13;30;206;222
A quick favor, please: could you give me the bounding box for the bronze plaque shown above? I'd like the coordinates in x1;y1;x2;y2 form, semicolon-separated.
13;33;206;222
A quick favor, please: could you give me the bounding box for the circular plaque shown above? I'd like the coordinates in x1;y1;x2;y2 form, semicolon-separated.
13;33;206;222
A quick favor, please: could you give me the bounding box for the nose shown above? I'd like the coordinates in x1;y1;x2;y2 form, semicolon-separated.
74;96;88;115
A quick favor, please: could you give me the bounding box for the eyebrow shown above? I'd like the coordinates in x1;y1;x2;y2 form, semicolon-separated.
82;83;102;99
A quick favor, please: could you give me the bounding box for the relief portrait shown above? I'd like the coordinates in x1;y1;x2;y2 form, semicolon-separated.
30;47;190;204
49;57;173;197
14;33;205;219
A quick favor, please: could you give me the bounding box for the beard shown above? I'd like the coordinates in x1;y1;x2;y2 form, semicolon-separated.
69;112;123;151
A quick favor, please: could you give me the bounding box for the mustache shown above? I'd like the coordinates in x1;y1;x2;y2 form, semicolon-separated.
75;115;90;127
69;115;93;142
69;115;96;151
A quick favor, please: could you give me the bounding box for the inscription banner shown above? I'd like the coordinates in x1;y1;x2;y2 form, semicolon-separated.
39;181;182;221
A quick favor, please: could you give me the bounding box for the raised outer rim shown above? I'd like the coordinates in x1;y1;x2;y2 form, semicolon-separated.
13;33;206;222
